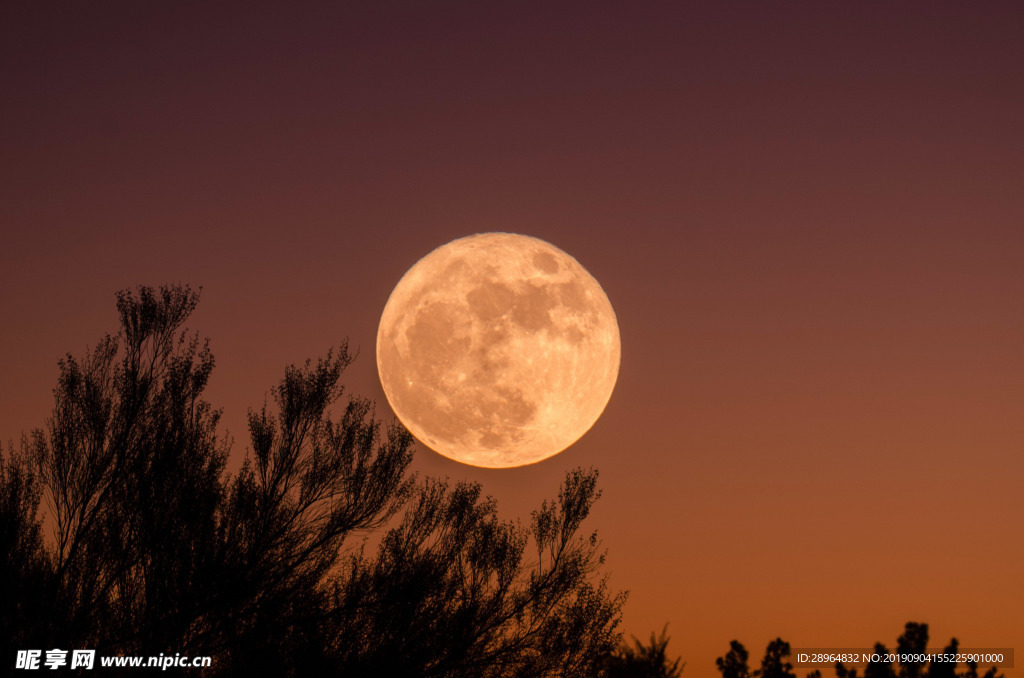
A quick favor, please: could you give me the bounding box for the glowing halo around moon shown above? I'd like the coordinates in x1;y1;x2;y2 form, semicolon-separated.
376;232;620;468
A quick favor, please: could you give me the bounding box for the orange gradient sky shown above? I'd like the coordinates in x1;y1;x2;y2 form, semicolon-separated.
2;2;1021;674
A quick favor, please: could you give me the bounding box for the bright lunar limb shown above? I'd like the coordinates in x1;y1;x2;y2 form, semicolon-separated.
376;232;620;468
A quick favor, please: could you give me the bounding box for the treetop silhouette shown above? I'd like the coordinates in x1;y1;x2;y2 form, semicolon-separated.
718;623;1004;678
0;284;625;676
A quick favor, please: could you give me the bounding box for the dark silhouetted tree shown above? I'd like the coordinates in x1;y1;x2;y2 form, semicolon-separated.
721;622;1006;678
328;468;624;676
716;638;795;678
864;642;897;678
21;285;230;656
756;638;797;678
605;624;685;677
897;623;930;678
928;637;960;678
835;660;859;678
1;284;625;676
718;640;752;678
0;445;50;653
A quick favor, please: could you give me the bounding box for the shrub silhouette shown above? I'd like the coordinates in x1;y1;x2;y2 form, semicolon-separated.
0;284;625;676
718;640;753;678
605;624;685;677
718;623;1004;678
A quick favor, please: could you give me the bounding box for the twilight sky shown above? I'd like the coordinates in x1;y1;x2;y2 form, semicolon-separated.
2;2;1021;673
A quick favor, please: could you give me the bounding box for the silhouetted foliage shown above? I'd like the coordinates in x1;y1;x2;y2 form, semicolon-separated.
720;622;1004;678
835;660;858;678
863;642;897;678
718;640;752;678
0;445;49;651
757;638;797;678
833;623;1005;678
331;467;624;676
604;624;685;677
716;638;795;678
1;284;625;676
897;623;930;678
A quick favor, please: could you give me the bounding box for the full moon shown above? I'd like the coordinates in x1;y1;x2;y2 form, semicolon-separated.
376;233;620;468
